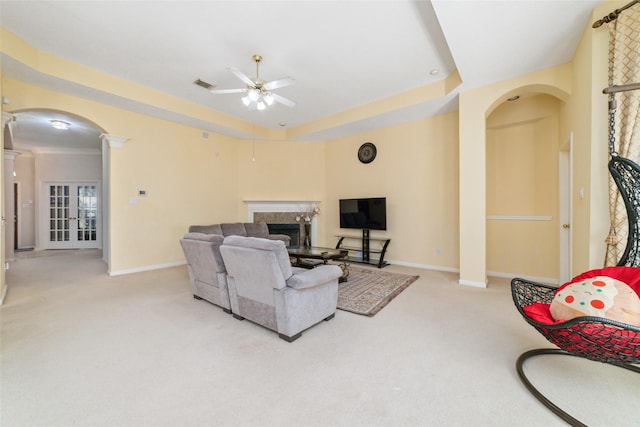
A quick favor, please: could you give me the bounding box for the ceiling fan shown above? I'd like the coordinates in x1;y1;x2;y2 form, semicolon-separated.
195;54;295;111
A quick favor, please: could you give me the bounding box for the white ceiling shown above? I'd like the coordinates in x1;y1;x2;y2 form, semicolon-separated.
0;0;603;152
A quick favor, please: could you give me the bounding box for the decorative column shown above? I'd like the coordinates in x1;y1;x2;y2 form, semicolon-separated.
0;111;15;305
3;150;20;262
99;134;130;267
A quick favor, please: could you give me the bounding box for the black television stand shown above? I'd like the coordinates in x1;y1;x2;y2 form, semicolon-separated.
335;229;391;268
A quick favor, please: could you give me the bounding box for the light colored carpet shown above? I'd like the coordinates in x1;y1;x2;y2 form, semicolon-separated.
1;250;639;427
338;266;418;316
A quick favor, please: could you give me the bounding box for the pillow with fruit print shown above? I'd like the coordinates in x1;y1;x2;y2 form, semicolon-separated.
550;275;640;327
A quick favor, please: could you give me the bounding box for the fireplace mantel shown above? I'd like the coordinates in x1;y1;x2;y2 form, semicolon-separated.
245;200;320;244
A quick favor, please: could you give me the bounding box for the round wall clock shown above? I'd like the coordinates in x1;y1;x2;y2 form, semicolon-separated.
358;142;377;164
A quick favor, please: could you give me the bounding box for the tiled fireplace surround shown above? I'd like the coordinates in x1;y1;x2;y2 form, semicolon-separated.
246;201;318;247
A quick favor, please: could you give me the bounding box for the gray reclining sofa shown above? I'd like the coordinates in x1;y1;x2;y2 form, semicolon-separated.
188;222;291;246
180;223;289;312
220;236;342;342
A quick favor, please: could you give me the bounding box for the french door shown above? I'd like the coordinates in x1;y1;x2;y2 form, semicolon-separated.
45;182;101;249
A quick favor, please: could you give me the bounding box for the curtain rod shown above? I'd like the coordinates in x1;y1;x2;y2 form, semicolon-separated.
603;82;640;94
592;0;639;28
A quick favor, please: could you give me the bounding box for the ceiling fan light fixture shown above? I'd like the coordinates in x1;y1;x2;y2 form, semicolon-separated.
242;96;251;106
263;93;274;106
256;101;266;111
248;88;260;101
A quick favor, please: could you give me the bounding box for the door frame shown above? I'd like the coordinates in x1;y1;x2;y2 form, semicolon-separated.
13;182;19;250
559;132;573;284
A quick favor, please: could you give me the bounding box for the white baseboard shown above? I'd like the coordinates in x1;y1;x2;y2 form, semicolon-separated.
487;270;558;285
389;260;487;288
108;260;186;276
389;260;557;287
458;278;488;288
387;259;459;273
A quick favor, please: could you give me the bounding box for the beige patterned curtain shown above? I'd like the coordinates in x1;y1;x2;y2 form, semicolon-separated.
604;6;640;266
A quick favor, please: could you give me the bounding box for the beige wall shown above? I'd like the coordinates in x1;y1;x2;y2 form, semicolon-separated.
107;113;239;273
559;1;618;274
235;138;326;224
324;113;460;268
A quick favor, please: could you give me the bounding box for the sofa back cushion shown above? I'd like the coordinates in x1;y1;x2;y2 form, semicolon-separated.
222;236;293;280
180;233;226;285
220;223;248;237
244;222;270;238
188;224;223;235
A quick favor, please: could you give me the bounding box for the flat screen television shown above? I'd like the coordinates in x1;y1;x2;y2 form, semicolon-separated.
339;197;387;230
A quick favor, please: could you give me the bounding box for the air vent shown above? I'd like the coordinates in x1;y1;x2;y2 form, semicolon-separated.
194;79;215;90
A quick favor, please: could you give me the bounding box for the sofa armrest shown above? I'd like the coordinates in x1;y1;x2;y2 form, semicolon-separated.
267;234;291;246
286;265;342;290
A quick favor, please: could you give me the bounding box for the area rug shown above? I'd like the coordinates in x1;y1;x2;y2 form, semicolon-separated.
337;266;419;316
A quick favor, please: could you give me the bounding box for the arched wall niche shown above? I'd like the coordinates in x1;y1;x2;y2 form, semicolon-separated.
458;67;572;288
485;89;565;282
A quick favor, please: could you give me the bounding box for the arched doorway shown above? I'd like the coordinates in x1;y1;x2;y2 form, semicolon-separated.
6;109;107;255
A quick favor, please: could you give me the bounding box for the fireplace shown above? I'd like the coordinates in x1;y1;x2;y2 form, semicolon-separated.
268;223;301;246
246;200;319;247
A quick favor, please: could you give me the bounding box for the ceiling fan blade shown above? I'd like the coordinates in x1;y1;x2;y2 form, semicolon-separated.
263;77;294;91
229;67;255;87
209;88;246;95
271;93;296;108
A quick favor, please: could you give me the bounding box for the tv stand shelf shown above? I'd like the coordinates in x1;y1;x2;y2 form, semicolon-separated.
335;230;390;268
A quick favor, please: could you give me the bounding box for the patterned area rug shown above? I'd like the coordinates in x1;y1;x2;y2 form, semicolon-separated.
337;266;419;316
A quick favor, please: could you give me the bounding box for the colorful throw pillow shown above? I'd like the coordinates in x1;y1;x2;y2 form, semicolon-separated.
521;266;640;325
569;266;640;294
550;275;640;326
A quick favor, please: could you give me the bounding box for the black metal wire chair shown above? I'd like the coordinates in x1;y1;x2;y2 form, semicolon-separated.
510;152;640;425
609;154;640;267
511;277;640;426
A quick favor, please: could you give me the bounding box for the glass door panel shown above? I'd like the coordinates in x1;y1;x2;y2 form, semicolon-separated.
48;184;71;245
77;185;98;243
